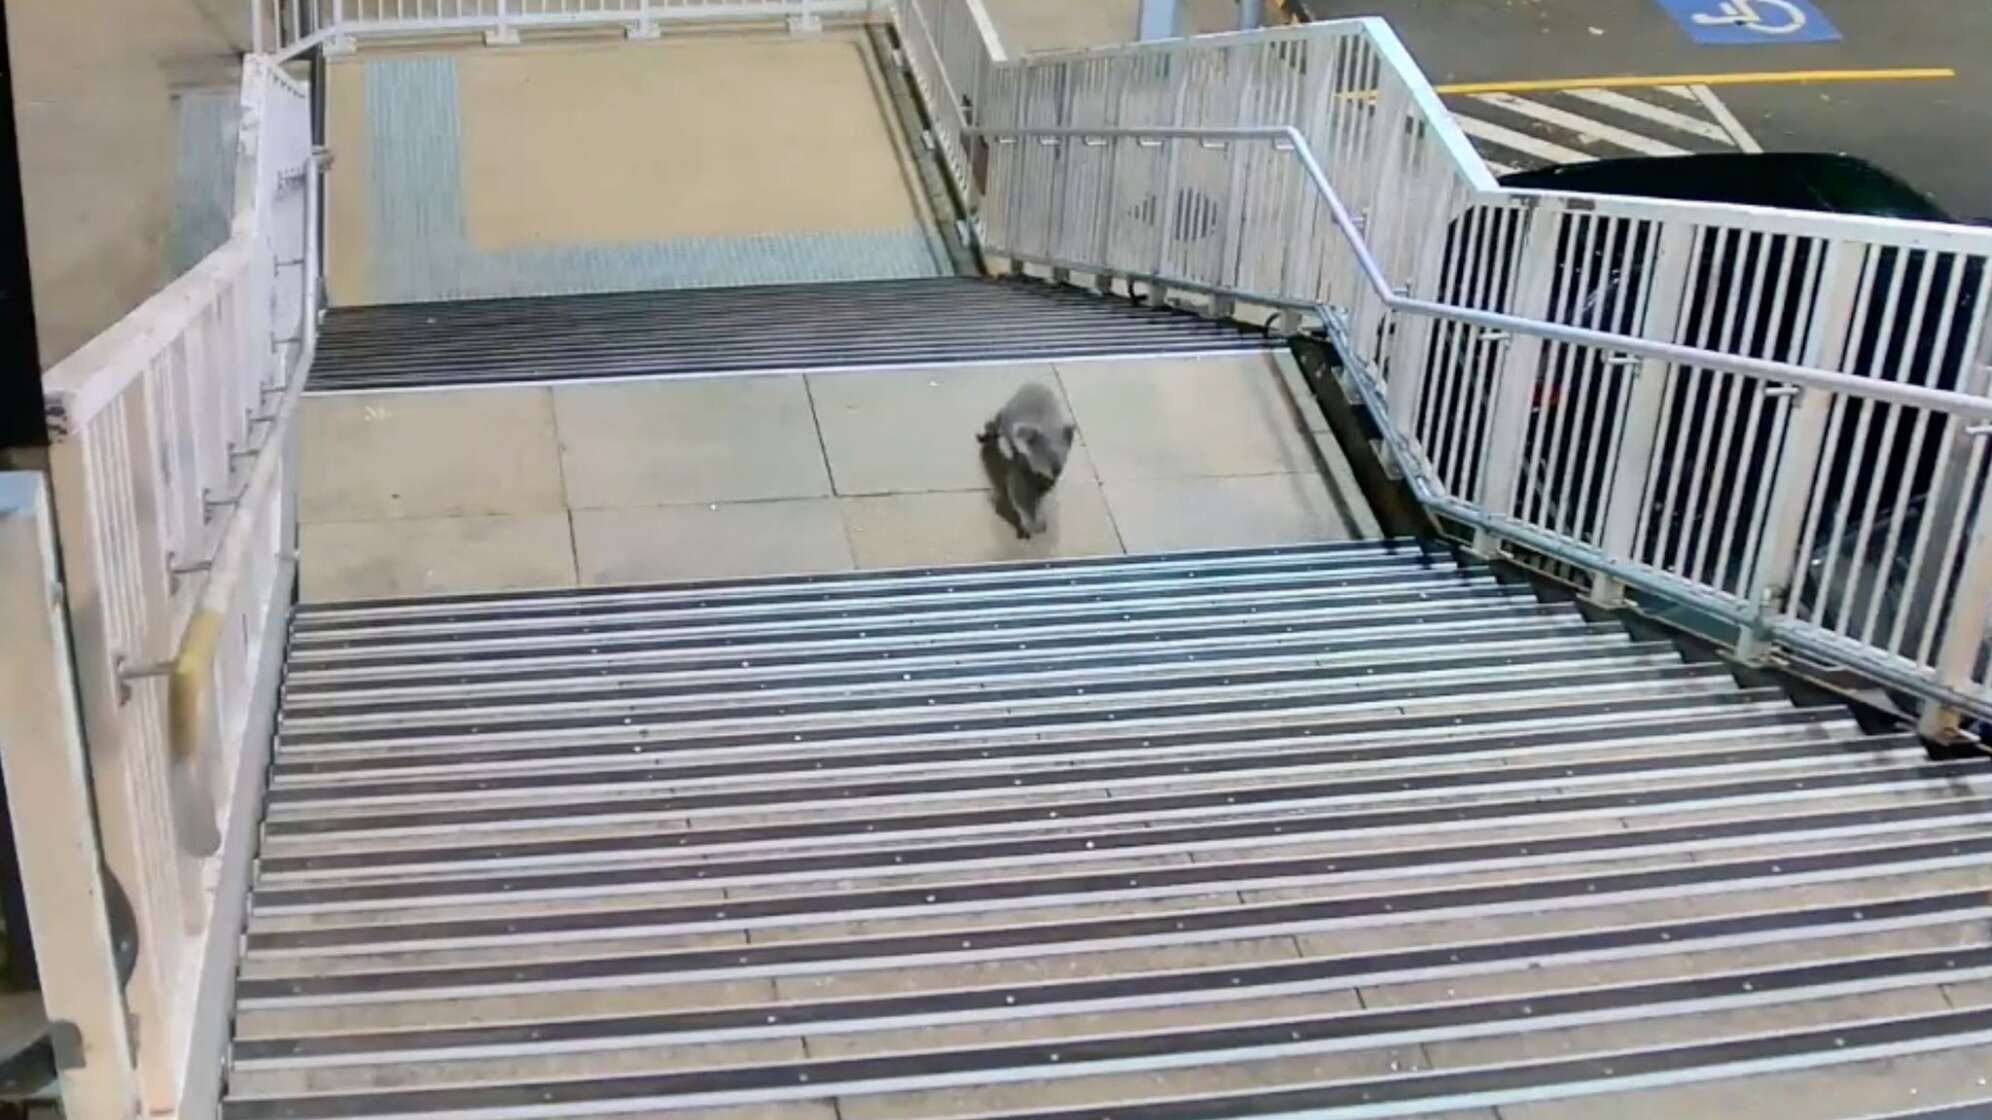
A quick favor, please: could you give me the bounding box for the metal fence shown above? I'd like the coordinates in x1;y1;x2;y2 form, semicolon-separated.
26;54;318;1116
895;10;1992;731
259;0;882;53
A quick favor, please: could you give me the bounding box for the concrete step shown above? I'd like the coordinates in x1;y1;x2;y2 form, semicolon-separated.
223;543;1992;1120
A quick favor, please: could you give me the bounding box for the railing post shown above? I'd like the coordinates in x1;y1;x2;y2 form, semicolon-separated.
1147;65;1193;294
1587;221;1698;606
629;0;658;39
252;0;266;53
327;0;355;53
486;0;519;45
0;474;142;1120
1734;240;1864;656
1919;482;1992;740
1382;178;1458;436
1470;203;1563;530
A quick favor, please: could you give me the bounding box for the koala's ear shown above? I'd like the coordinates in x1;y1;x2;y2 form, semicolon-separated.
1012;422;1041;446
1062;422;1077;444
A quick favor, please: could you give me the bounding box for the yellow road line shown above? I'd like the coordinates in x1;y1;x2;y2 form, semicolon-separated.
1435;68;1957;96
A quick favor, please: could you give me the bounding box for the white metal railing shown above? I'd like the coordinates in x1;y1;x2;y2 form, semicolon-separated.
259;0;882;54
898;0;1005;207
27;51;318;1116
893;11;1992;731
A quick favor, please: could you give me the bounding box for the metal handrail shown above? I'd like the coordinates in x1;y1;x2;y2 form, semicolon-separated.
970;124;1992;425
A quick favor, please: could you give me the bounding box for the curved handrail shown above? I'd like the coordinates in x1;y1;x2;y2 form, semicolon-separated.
969;123;1992;425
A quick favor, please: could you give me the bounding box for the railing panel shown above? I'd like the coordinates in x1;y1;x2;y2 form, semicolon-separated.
0;475;142;1118
954;7;1992;723
32;55;315;1116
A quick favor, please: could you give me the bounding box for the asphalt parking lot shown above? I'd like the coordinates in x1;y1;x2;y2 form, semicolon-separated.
1294;0;1990;220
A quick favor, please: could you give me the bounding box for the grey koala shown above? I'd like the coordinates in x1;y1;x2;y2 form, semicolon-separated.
977;382;1076;539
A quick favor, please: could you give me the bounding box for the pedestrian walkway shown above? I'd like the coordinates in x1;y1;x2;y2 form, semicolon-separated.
294;354;1375;600
324;32;950;305
1445;83;1760;175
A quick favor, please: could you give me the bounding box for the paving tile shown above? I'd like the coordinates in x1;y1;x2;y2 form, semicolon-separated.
1055;356;1318;482
555;377;831;508
299;513;576;601
807;364;1080;495
839;484;1122;569
572;499;853;584
298;388;565;522
1104;472;1361;552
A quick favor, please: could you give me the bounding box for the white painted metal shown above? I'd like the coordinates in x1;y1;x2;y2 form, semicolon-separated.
0;475;142;1119
879;6;1992;726
265;0;880;55
26;54;314;1118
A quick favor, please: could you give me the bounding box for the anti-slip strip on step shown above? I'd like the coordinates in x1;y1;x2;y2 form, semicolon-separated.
228;543;1992;1120
309;277;1276;392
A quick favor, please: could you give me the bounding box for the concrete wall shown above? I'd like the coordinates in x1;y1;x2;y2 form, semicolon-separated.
979;0;1262;54
7;0;248;368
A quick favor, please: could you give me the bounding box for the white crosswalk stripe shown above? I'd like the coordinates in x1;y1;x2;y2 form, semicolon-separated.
1446;83;1756;175
1563;88;1737;144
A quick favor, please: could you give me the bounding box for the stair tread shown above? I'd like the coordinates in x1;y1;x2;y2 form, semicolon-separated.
308;277;1277;393
226;543;1992;1119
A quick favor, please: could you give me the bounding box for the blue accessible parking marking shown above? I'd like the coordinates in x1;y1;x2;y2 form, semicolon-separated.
1656;0;1843;44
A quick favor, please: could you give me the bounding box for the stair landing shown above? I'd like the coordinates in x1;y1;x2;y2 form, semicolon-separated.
295;344;1370;602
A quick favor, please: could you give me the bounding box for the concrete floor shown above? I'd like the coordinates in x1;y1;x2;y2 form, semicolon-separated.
324;32;947;305
295;354;1376;600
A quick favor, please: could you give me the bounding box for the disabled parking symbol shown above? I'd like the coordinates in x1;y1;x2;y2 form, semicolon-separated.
1656;0;1842;44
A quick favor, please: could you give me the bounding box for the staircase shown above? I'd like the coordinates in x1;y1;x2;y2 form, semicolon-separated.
307;277;1277;392
225;540;1992;1119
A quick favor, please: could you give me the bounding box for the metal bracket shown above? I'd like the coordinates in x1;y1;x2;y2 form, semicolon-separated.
114;653;173;704
203;488;244;517
1763;384;1802;399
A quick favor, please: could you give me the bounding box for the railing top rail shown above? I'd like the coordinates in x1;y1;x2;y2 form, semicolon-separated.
40;241;255;438
1499;185;1992;250
980;13;1382;64
972;122;1992;424
960;0;1007;63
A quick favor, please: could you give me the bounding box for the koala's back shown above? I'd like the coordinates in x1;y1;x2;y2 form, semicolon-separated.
998;382;1066;431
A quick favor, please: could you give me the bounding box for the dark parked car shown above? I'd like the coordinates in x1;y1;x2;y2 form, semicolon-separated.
1470;153;1985;687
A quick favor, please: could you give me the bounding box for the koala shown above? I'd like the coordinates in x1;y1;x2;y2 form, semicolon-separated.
977;382;1077;539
